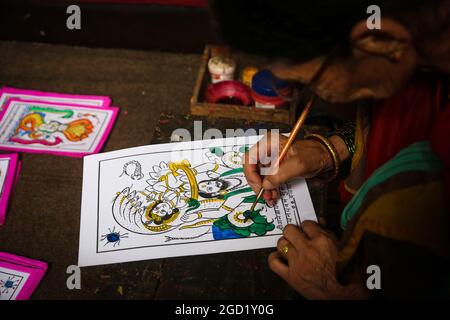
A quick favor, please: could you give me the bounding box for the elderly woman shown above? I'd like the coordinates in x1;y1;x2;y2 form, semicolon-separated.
210;0;450;298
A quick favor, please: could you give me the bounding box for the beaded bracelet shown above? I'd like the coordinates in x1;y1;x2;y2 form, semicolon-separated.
304;133;341;183
333;121;356;159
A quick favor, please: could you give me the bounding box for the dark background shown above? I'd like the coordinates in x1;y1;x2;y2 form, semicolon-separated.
0;0;216;53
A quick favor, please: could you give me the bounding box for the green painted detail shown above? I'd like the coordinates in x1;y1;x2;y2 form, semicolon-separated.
239;145;250;153
29;106;74;118
185;198;201;213
220;167;244;177
209;147;224;157
213;209;275;237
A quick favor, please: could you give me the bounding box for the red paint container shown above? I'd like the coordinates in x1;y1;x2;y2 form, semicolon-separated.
204;80;253;106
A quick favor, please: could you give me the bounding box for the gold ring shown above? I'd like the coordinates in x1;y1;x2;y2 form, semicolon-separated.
281;245;289;255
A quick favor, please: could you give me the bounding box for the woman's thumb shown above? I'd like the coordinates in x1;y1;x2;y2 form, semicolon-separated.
261;159;302;190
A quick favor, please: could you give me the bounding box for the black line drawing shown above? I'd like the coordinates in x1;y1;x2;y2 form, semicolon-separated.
164;229;211;242
96;144;297;254
119;160;144;180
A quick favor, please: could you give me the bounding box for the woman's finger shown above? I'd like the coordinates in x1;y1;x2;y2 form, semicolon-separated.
277;236;297;261
271;189;279;199
270;189;280;203
262;157;305;190
243;151;263;193
300;220;323;240
268;251;289;281
243;133;279;192
283;224;308;250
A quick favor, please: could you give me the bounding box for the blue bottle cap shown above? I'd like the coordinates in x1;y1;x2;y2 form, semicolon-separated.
251;69;290;97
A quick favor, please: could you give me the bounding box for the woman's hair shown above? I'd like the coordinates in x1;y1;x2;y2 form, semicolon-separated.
149;201;180;225
198;178;229;199
209;0;428;63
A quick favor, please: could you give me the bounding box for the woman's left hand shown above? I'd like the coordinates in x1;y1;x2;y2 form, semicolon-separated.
269;221;368;299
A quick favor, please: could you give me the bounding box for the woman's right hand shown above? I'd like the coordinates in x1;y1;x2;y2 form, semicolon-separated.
243;132;348;206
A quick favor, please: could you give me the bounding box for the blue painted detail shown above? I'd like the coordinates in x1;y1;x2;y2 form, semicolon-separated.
107;233;120;243
5;280;14;288
212;225;243;240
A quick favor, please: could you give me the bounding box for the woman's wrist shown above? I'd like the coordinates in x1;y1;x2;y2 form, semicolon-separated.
305;134;342;182
329;135;350;163
315;135;349;173
332;121;356;159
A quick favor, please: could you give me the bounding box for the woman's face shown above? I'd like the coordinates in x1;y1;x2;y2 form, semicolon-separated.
269;19;418;104
270;52;415;104
152;202;171;217
198;180;223;195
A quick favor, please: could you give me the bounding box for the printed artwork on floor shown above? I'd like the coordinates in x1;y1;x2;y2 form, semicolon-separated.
0;87;111;111
0;268;29;301
79;136;317;266
0;154;20;225
0;99;118;156
0;252;48;300
11;106;95;146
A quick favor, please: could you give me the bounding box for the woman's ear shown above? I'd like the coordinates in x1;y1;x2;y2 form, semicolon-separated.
350;18;414;62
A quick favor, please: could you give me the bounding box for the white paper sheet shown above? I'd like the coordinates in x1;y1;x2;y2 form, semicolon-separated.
78;136;317;267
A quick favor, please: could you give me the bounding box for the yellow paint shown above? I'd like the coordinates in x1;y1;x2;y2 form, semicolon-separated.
179;219;216;230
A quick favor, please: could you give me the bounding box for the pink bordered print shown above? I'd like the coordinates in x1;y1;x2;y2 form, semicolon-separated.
0;153;19;225
0;252;47;300
0;86;112;110
0;99;119;157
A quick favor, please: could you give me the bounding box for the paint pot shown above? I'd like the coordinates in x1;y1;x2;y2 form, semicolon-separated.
241;66;259;87
208;56;236;83
251;70;291;109
204;80;252;106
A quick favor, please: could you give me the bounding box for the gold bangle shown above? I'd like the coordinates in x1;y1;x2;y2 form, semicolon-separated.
304;133;341;183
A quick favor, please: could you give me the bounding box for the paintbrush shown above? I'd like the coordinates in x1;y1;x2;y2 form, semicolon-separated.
243;93;317;221
242;48;338;222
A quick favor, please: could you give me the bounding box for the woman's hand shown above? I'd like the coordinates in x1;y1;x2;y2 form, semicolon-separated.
243;132;348;206
270;222;369;299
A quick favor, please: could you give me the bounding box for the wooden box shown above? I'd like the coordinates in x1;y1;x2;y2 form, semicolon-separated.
190;45;297;124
